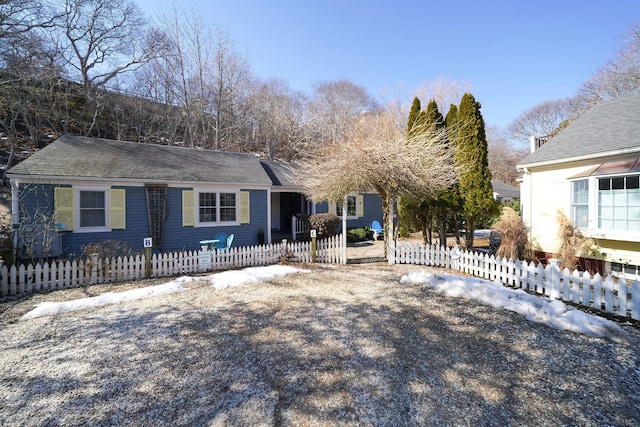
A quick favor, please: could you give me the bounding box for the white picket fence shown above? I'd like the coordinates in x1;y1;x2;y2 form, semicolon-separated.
390;241;640;320
0;235;345;297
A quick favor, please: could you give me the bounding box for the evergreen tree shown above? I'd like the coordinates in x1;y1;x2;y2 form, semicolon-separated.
407;97;422;134
452;93;498;249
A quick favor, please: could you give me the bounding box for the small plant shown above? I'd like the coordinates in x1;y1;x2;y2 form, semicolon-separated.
492;207;534;261
308;213;340;239
347;227;370;242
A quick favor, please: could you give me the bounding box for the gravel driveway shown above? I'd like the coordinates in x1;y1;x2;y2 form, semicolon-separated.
1;263;638;426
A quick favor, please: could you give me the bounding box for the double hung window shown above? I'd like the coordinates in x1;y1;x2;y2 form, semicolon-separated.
198;191;237;224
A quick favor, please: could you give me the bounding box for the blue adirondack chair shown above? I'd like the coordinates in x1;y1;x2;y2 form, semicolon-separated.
213;232;228;249
371;220;384;240
220;234;234;250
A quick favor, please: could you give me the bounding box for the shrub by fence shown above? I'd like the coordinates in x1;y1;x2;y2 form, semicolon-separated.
0;235;345;297
390;241;640;320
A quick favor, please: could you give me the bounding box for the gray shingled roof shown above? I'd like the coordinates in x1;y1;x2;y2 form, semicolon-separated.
518;92;640;167
491;179;520;199
7;135;273;185
259;160;301;187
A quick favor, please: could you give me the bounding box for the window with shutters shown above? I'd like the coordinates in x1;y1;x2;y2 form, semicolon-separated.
197;191;238;225
75;187;109;232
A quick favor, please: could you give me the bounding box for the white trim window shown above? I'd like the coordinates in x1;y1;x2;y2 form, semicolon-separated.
336;195;357;218
197;190;238;225
76;186;110;232
570;179;589;228
598;175;640;231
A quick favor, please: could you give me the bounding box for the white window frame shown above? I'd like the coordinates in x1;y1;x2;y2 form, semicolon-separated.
75;185;110;233
596;174;640;232
336;194;357;219
194;188;240;227
573;174;640;242
570;179;589;229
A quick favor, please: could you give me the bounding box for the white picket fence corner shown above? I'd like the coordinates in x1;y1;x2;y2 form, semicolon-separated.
390;240;640;321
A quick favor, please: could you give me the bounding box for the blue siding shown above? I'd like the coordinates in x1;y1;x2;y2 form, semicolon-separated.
58;186;150;257
313;195;384;231
18;184;269;258
162;188;268;252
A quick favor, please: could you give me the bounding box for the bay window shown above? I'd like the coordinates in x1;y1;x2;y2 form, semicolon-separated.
598;175;640;231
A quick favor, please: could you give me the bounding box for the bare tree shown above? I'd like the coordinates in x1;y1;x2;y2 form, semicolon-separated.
577;21;640;108
306;80;379;145
487;126;528;186
412;76;471;117
55;0;163;136
506;98;577;144
144;6;252;149
249;78;307;160
299;110;457;256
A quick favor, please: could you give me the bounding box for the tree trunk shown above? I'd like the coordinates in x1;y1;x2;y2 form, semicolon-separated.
466;217;475;250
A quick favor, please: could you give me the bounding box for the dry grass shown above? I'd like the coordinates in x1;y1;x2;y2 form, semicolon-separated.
493;207;534;261
0;263;638;426
556;211;597;270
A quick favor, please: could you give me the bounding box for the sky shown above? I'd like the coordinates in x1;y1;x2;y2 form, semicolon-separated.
134;0;640;130
21;264;627;341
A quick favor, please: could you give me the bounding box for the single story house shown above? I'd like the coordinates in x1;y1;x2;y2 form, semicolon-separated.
491;179;520;204
7;135;384;259
517;93;640;281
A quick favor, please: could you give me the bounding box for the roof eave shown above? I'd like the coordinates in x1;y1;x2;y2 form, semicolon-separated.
517;146;640;170
8;174;273;188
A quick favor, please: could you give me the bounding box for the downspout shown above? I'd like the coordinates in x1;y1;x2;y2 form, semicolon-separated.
10;178;19;262
342;195;347;264
266;188;272;244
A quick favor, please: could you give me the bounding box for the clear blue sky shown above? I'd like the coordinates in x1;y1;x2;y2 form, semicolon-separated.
137;0;640;130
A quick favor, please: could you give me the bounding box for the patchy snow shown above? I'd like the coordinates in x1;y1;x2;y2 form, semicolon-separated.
401;271;627;340
22;265;307;320
21;276;194;320
208;265;309;289
21;263;625;341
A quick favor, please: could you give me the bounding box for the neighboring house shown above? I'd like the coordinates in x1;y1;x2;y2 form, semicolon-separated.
517;93;640;280
491;179;520;204
7;135;384;260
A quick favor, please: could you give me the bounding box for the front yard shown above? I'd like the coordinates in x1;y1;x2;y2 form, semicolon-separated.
1;263;638;426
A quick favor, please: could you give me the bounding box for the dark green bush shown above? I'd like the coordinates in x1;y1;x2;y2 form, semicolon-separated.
308;213;340;239
347;227;370;242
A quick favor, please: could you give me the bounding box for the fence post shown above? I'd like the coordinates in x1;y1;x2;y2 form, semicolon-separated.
145;246;152;278
388;239;395;265
90;254;98;285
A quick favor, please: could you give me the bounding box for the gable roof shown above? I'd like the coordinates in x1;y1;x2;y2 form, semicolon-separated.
491;179;519;199
259;160;301;187
518;93;640;168
7;135;273;186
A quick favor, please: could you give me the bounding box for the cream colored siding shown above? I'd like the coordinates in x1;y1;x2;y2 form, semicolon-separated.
524;161;601;254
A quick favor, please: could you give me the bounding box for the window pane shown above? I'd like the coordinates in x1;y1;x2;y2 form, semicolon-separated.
347;196;356;216
80;209;105;227
199;192;216;222
598;179;610;191
219;193;236;222
612;177;624;190
571;180;588;226
627;176;639;189
80;191;105;209
79;191;105;227
573;206;589;228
